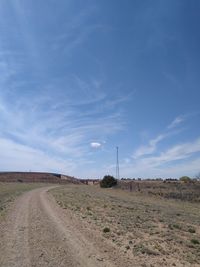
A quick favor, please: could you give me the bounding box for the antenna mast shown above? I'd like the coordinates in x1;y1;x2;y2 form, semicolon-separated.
116;146;120;179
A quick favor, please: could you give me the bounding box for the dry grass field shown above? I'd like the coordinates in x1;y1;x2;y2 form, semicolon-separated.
118;180;200;202
0;182;46;217
51;184;200;267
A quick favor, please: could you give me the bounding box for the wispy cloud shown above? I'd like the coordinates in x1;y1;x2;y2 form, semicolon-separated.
119;155;200;179
0;69;125;175
168;115;185;129
50;5;104;55
115;143;200;179
139;137;200;168
123;137;200;179
0;8;126;176
133;134;167;158
133;114;188;159
0;137;76;174
117;115;200;178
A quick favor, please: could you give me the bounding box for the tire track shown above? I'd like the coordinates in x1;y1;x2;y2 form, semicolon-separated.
0;186;117;267
0;191;32;267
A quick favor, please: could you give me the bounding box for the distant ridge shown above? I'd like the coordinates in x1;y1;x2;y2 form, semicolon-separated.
0;171;80;184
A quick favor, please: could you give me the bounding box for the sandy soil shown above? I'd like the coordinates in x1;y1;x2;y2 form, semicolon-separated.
0;186;135;267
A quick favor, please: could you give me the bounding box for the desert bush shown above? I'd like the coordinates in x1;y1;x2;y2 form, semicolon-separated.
179;176;191;183
173;224;182;230
188;228;196;233
191;239;200;245
103;227;110;233
100;175;117;188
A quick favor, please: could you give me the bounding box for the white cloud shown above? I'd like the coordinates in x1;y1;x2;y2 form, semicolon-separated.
133;114;188;159
133;134;167;158
147;138;200;166
168;116;185;129
90;142;102;148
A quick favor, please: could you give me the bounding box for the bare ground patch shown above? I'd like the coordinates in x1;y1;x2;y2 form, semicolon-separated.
0;182;46;217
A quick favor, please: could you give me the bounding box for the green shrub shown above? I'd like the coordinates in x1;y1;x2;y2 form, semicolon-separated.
103;227;110;233
100;175;117;188
188;228;196;233
191;239;199;245
179;176;191;183
173;224;181;230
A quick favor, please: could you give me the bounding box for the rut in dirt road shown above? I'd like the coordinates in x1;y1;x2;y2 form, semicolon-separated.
0;186;120;267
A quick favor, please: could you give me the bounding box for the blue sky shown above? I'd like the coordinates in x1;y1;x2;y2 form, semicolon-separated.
0;0;200;178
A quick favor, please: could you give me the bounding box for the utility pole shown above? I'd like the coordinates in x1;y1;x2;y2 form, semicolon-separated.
116;146;120;179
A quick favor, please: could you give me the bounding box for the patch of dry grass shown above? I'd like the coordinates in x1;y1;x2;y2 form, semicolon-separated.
51;184;200;266
0;183;45;216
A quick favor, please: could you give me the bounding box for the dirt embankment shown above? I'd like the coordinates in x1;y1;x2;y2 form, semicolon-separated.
0;172;79;184
0;186;133;267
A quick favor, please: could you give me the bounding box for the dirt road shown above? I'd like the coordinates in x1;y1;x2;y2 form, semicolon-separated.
0;186;134;267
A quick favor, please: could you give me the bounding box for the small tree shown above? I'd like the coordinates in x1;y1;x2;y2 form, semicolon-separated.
100;175;117;188
179;176;191;183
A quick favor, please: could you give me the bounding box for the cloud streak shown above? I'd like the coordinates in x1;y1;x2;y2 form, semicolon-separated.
0;64;125;176
139;137;200;169
168;116;185;129
133;134;167;158
133;114;189;159
117;115;200;178
0;137;75;174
